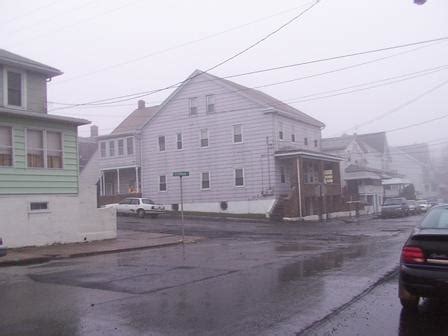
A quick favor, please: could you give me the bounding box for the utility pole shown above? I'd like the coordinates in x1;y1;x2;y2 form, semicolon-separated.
173;171;190;243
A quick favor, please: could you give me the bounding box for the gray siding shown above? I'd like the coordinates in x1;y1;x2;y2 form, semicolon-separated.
0;65;3;106
141;75;276;205
27;71;47;113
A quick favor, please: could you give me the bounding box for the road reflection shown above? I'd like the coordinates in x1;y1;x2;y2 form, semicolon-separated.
399;299;448;336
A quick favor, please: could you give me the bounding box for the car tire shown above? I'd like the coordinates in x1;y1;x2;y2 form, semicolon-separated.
137;209;145;218
400;297;419;310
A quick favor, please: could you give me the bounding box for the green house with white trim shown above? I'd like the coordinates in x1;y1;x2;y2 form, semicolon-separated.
0;49;116;248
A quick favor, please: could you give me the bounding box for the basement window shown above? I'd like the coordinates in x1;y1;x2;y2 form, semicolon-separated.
30;202;48;211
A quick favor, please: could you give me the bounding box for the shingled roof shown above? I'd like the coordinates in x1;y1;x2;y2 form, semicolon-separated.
111;105;160;135
322;132;388;154
0;49;62;77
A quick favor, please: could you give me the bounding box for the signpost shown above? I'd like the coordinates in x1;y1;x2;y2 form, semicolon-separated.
173;171;189;242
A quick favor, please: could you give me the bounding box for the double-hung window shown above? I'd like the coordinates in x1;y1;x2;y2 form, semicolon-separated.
291;126;296;142
189;97;198;115
278;122;284;140
0;126;13;166
280;166;286;183
109;140;115;156
118;139;124;156
235;168;244;187
158;136;165;151
5;70;25;108
100;141;107;158
233;124;243;143
126;137;134;155
159;175;167;191
177;133;183;150
200;129;208;147
201;172;210;190
46;131;63;169
27;129;44;168
206;94;215;113
304;137;308;146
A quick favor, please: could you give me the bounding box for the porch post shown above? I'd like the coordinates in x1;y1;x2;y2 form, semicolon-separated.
135;166;139;193
100;171;104;196
296;157;303;218
117;169;120;195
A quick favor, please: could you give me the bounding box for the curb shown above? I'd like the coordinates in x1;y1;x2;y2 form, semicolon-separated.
0;239;193;268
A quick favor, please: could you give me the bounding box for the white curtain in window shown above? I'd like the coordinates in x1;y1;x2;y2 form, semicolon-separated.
27;129;43;148
47;131;62;150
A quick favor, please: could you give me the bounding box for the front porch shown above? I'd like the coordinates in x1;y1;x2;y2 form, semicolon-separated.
273;150;344;220
98;166;141;206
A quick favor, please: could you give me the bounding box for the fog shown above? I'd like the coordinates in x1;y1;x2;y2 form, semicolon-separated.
2;0;448;148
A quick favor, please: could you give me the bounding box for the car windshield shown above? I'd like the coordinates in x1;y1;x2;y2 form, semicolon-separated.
141;199;155;204
420;208;448;229
383;198;402;205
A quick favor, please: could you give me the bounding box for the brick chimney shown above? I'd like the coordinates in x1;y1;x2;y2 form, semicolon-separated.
138;100;146;109
90;125;99;137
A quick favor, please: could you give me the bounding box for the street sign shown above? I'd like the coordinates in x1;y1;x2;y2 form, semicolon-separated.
173;171;189;177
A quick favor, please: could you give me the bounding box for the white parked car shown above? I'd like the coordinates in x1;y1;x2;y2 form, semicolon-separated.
417;200;431;212
105;198;166;218
0;237;7;257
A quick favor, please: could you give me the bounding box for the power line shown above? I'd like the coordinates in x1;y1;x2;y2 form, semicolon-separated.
337;77;448;135
49;1;322;112
54;3;314;85
1;0;61;27
385;111;448;134
53;63;448;116
51;40;447;110
49;35;448;112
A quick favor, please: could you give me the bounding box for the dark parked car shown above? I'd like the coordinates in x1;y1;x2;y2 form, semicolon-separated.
399;205;448;309
381;197;409;218
0;237;7;257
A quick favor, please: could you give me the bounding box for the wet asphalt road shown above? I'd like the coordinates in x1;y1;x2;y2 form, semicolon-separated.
305;274;448;336
0;215;420;336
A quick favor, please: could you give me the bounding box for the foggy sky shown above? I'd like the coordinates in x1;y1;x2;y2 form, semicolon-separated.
2;0;448;149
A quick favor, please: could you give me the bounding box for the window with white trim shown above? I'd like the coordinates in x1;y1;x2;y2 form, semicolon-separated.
235;168;244;187
6;70;24;108
159;175;167;191
189;97;198;115
46;131;63;169
278;122;284;140
158;136;165;151
126;137;134;155
0;126;13;166
314;139;319;148
201;172;210;190
291;126;296;142
233;124;243;143
109;140;115;156
118;139;124;156
177;132;183;150
206;94;215;113
200;129;208;147
100;141;106;158
27;129;44;168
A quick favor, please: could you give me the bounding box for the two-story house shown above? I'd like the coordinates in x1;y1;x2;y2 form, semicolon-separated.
0;49;115;247
96;100;159;205
322;132;395;213
138;70;343;220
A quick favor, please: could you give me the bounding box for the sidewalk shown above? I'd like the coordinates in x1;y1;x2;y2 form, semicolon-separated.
0;230;202;267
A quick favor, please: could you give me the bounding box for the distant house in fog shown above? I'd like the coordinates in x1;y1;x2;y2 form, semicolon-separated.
389;143;437;199
322;132;394;213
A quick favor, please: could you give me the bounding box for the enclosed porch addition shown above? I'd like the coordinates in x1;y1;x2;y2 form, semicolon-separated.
99;166;141;205
273;150;344;220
